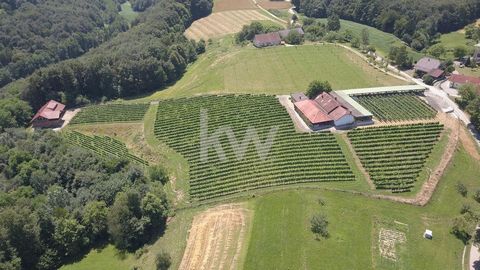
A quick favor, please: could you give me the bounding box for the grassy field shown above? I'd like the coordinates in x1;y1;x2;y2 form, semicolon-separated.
119;1;139;24
315;18;422;60
136;41;407;101
244;146;480;270
60;245;136;270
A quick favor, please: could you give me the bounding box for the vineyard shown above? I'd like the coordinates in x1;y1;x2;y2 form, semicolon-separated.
353;93;437;121
70;104;149;124
348;123;443;192
64;131;149;166
153;95;355;201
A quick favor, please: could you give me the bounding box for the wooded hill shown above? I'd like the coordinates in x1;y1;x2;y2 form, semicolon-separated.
293;0;480;50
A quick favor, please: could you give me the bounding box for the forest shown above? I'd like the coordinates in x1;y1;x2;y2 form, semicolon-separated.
0;0;130;87
293;0;480;50
0;130;170;269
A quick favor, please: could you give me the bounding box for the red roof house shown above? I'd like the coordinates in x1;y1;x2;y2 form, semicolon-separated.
294;92;354;130
448;74;480;89
31;100;66;128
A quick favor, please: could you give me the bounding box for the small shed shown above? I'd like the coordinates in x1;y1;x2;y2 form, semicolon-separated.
424;229;433;239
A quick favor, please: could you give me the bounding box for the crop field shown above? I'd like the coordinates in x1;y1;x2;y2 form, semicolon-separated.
144;44;407;100
258;0;291;10
185;10;277;41
353;93;437;122
348;123;443;192
213;0;257;12
65;131;149;166
70;104;149;124
154;95;355;201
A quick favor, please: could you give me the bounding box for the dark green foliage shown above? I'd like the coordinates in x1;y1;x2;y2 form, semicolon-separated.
0;98;32;131
460;204;471;214
306;80;332;98
285;30;304;45
422;75;434;86
310;214;329;239
456;84;480;131
148;166;169;184
296;0;478;51
389;46;412;69
235;22;283;43
155;251;171;270
327;14;340;31
451;216;472;244
0;0;129;87
303;20;327;41
474;189;480;203
21;0;212;110
0;130;169;268
456;182;468;197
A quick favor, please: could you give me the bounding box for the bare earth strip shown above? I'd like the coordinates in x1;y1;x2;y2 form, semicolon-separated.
185;10;277;41
178;204;250;270
214;0;257;12
258;0;292;9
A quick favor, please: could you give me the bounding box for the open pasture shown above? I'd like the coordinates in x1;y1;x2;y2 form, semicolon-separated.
154;95;355;201
353;92;437;122
185;10;276;41
70;104;149;124
145;44;407;100
348;123;443;192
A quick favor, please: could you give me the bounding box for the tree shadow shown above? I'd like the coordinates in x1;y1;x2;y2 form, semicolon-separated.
473;260;480;270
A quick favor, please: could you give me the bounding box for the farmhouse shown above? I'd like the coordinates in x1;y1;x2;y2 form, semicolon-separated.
414;57;443;78
448;74;480;89
293;92;354;130
31;100;66;128
253;32;281;48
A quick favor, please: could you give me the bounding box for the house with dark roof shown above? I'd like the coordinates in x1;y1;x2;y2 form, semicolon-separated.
293;92;354;130
414;57;443;78
290;93;308;103
448;74;480;89
31;100;66;128
253;32;282;48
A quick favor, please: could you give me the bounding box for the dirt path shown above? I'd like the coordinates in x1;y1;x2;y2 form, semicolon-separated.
277;95;311;133
178;204;250;270
340;133;375;190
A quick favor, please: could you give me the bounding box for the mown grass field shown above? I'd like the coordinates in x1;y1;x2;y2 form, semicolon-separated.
138;41;407;101
315;18;422;60
244;147;480;270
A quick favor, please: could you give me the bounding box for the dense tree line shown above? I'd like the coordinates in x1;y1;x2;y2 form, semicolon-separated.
456;84;480;131
0;0;130;87
293;0;480;51
21;0;212;110
0;130;169;269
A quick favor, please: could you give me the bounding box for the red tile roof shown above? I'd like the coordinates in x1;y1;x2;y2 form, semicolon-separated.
329;106;350;121
294;100;332;124
315;92;341;113
448;74;480;85
32;100;65;122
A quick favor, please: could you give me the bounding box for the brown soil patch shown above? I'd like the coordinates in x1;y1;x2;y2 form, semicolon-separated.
178;204;250;270
459;125;480;160
214;0;257;12
258;0;291;10
185;10;275;41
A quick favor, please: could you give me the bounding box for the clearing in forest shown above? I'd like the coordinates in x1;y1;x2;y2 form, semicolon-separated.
185;10;276;41
178;204;250;270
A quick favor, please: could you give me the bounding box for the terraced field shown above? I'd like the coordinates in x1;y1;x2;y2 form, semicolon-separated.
65;131;149;166
154;95;355;201
70;104;149;124
185;10;278;41
348;123;443;192
353;93;437;122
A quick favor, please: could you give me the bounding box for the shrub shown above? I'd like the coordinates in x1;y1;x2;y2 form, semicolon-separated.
285;30;304;45
306;80;332;98
460;204;471;214
456;182;468;197
422;74;434;85
473;189;480;203
310;214;329;239
155;251;171;270
148;166;169;184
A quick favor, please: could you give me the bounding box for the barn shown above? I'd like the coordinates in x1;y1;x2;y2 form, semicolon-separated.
31;100;66;128
293;92;354;130
414;57;442;78
253;32;282;48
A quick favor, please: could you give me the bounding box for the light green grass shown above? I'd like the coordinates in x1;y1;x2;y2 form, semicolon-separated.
119;1;139;24
244;146;480;270
315;18;422;60
135;42;406;101
438;31;475;59
60;245;135;270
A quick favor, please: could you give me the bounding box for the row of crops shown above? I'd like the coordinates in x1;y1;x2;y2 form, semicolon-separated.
347;123;443;192
353;92;437;122
70;104;149;124
153;95;355;201
64;131;149;166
